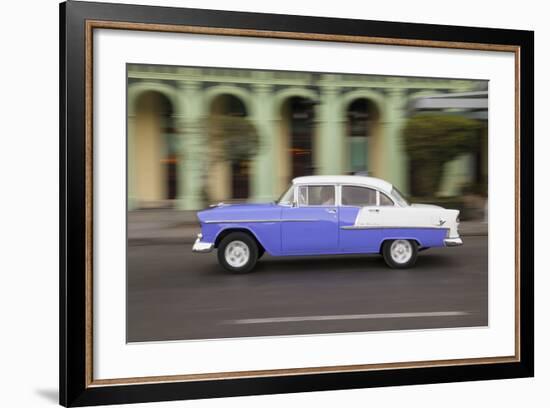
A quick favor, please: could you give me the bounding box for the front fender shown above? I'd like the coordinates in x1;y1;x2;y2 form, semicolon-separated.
201;222;282;255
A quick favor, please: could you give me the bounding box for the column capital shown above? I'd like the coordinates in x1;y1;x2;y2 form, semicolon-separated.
319;73;341;84
387;87;406;97
386;88;408;113
253;82;273;93
320;85;339;96
177;79;201;92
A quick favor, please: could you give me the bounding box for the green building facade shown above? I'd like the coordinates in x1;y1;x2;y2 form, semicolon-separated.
127;64;484;210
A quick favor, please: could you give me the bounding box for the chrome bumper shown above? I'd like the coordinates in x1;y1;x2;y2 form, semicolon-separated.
444;237;463;247
192;234;214;253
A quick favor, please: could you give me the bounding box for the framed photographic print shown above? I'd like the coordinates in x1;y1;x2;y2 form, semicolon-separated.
59;0;534;406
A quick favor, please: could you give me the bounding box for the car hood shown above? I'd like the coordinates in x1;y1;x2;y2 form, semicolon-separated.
197;203;281;223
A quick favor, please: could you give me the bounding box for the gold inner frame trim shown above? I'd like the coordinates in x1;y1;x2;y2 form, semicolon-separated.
84;19;521;388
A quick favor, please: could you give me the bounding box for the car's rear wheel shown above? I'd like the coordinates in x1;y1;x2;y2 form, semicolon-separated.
217;232;258;273
382;239;418;269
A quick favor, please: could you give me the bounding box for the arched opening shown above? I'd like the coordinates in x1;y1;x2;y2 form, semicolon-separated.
346;98;380;175
134;91;177;207
280;96;317;185
208;94;251;201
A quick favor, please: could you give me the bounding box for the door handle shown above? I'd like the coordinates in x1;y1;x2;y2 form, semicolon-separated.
368;208;380;213
326;209;337;214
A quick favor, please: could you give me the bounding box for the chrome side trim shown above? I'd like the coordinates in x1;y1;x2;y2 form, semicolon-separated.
204;219;319;224
340;225;450;230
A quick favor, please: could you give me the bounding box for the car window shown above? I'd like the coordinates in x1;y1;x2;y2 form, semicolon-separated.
379;192;394;206
278;185;295;205
341;186;377;206
298;185;335;206
391;186;409;207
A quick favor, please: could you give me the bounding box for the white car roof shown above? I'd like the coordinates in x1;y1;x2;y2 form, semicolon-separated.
292;175;393;194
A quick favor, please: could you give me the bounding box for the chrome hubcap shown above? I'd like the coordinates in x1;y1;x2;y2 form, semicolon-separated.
390;240;413;264
225;240;250;268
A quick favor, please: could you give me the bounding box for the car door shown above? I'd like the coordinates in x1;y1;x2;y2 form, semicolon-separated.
371;189;399;226
339;185;385;252
281;184;339;254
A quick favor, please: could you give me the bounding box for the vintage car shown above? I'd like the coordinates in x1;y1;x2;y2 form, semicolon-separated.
192;175;462;273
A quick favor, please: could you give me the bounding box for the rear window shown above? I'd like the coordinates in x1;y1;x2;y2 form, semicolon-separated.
379;192;394;206
341;186;377;206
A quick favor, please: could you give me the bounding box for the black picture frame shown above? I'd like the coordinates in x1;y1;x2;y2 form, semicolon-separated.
60;1;534;406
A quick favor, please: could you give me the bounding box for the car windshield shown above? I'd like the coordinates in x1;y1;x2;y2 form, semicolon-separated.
277;185;295;205
391;186;409;207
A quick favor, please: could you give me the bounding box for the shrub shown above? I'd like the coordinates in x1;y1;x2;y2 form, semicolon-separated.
403;113;482;196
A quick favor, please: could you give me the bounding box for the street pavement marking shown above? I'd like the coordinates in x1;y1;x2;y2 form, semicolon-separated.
229;311;469;324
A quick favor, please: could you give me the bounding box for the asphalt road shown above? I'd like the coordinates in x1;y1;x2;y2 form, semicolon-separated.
127;236;488;342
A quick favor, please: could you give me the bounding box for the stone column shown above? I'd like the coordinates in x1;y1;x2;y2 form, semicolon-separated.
318;75;344;175
175;79;205;210
385;87;408;193
251;78;276;202
127;114;138;210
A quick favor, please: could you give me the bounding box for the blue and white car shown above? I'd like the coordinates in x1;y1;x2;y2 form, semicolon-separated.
193;175;462;273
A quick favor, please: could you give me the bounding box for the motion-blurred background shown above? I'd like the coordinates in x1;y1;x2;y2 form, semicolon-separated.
127;65;488;224
126;65;489;341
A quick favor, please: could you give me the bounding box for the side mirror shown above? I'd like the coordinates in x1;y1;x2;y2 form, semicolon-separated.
291;201;298;208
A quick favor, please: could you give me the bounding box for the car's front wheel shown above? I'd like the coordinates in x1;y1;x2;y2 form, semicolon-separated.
382;239;418;269
217;232;258;273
